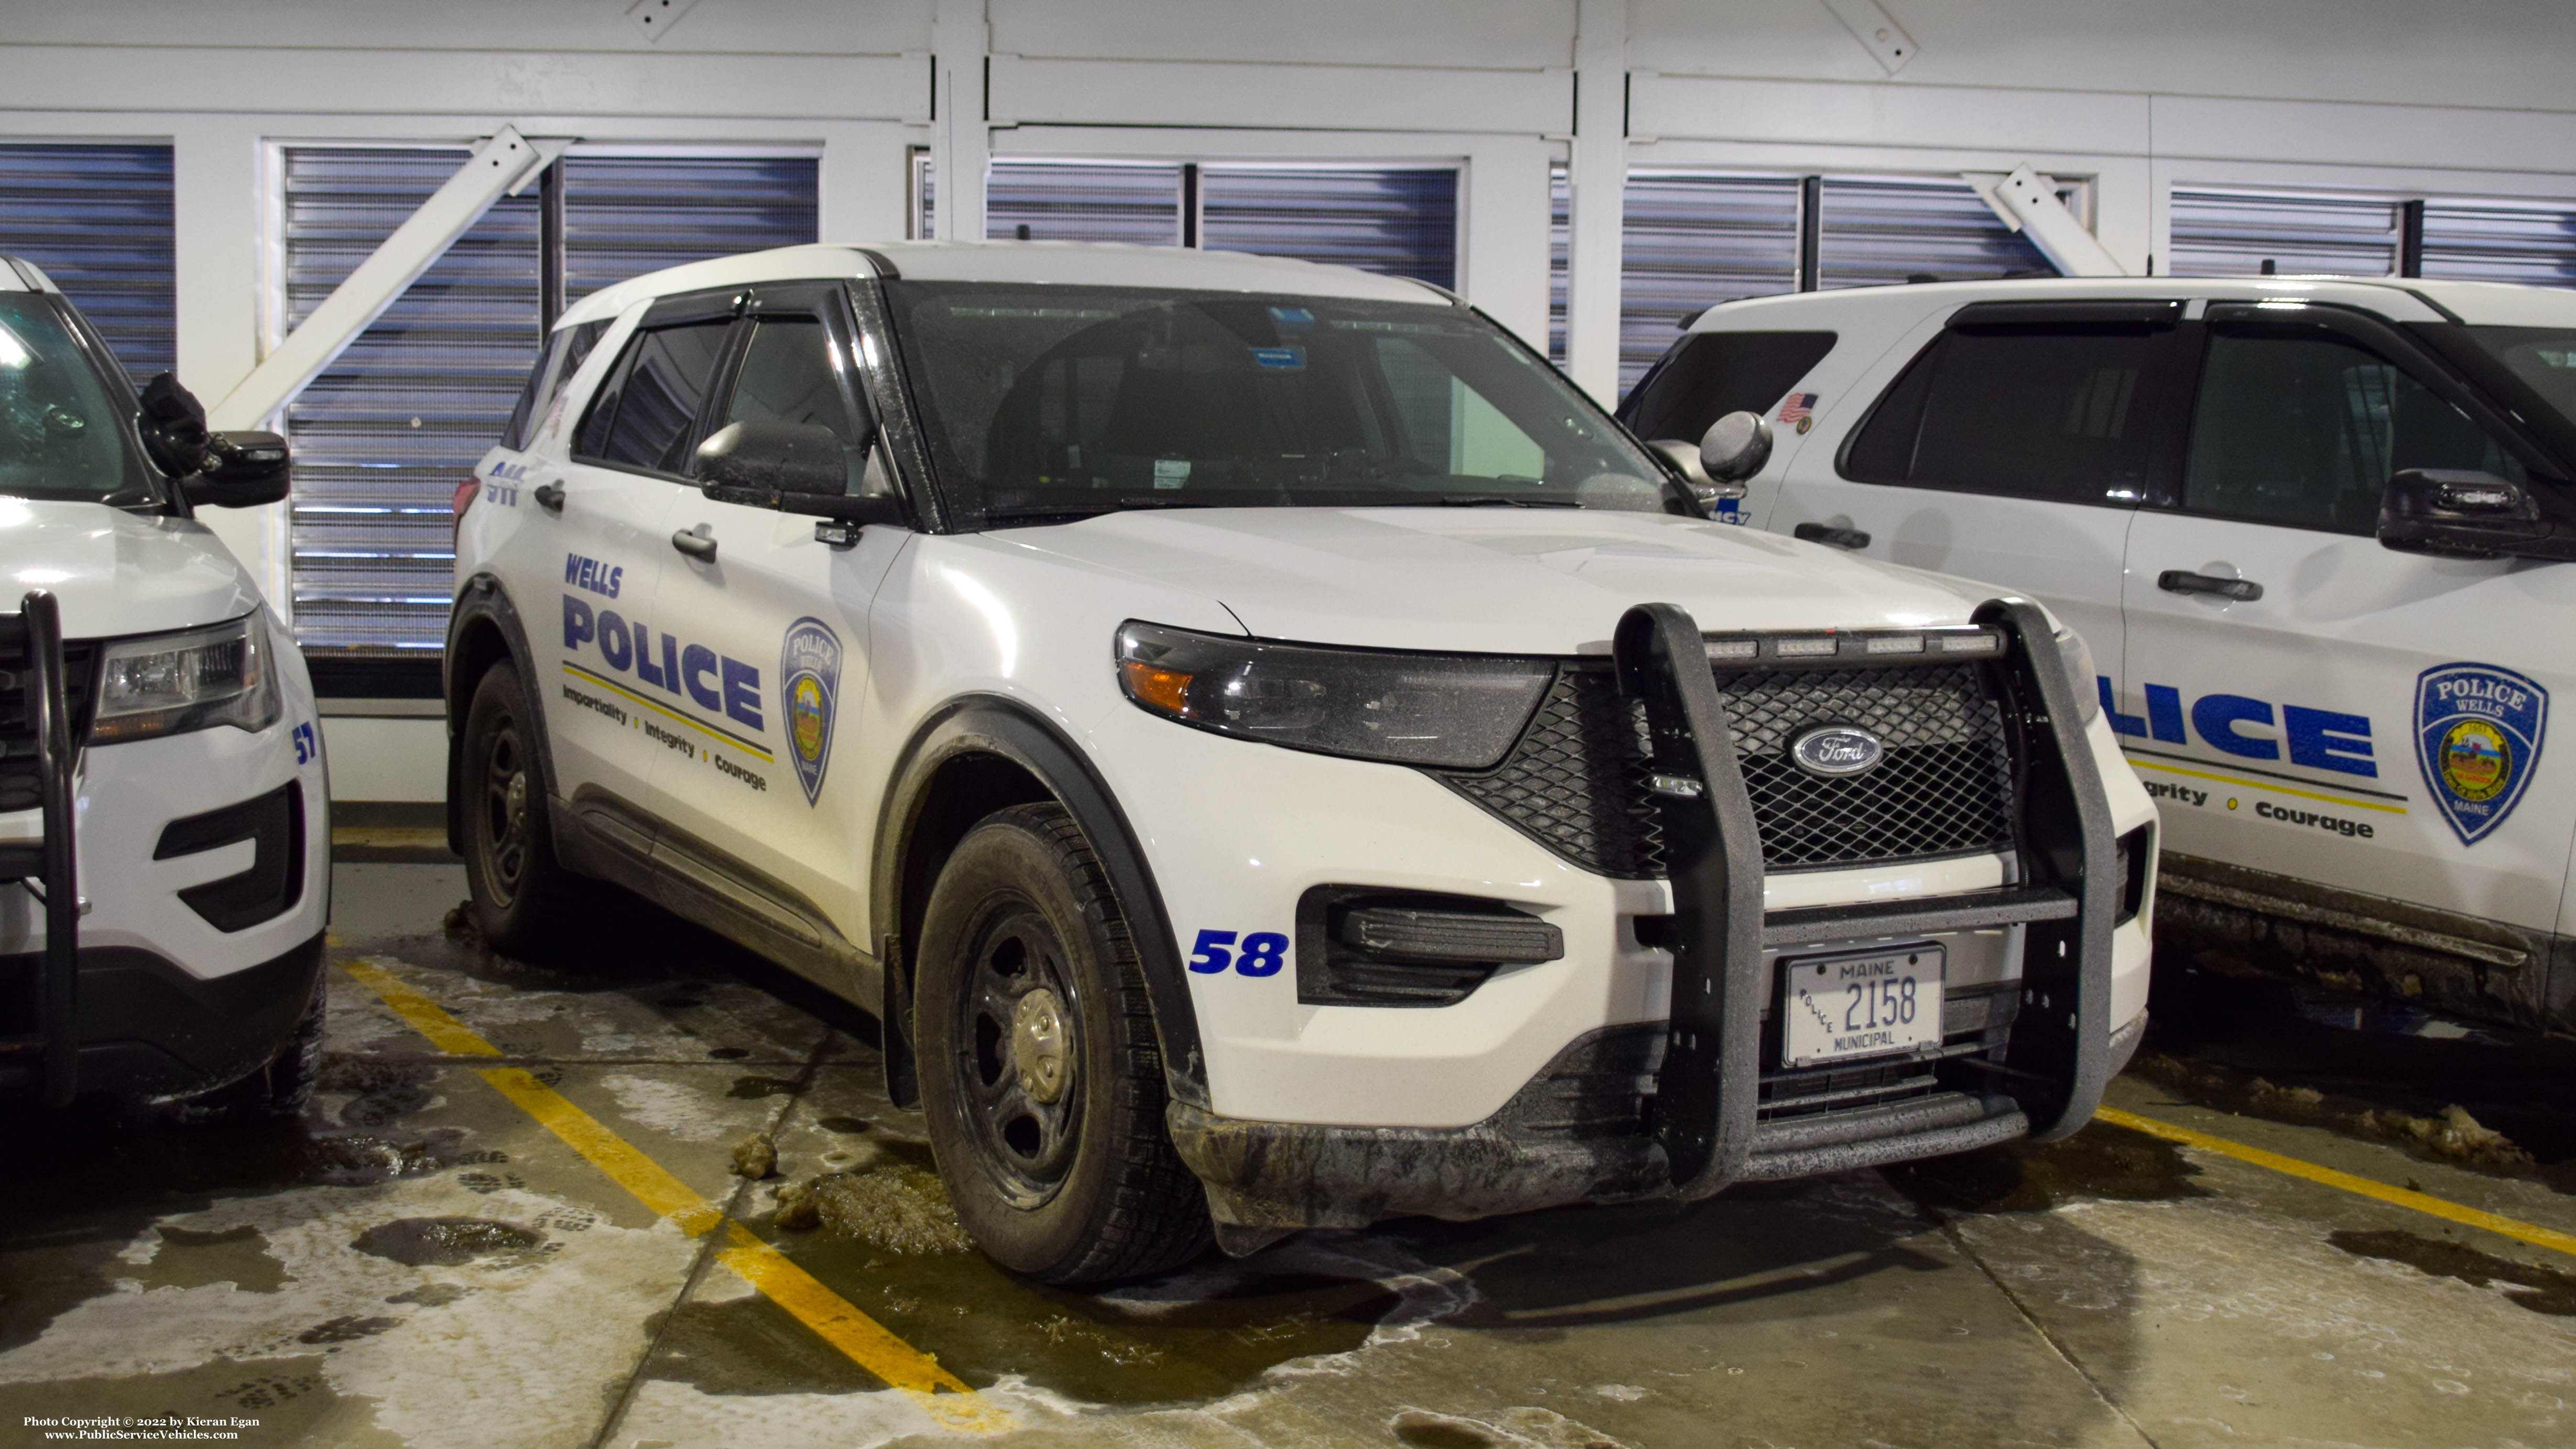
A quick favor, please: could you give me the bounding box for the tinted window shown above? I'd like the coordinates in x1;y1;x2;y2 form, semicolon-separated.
501;320;608;451
1619;330;1837;442
1842;328;2155;504
0;294;155;503
2184;331;2525;535
574;319;733;474
721;318;872;492
881;282;1670;522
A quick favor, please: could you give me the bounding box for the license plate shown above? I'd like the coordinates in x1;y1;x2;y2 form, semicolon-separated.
1782;945;1945;1067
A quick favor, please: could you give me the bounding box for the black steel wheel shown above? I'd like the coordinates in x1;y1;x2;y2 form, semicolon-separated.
460;661;582;955
916;802;1210;1284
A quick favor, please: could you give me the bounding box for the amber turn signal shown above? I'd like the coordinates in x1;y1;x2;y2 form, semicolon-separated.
1120;660;1193;716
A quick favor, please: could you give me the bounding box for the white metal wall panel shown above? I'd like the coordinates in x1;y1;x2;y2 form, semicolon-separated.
0;143;174;381
2168;188;2399;278
285;150;818;659
1816;176;2049;290
1199;166;1457;289
1621;172;1802;388
2421;202;2576;287
985;160;1182;244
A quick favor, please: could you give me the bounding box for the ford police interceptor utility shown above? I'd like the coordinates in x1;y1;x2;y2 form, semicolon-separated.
1623;275;2576;1034
451;241;2156;1283
0;257;329;1117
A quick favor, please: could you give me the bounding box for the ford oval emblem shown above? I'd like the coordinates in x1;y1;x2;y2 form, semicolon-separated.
1791;725;1884;777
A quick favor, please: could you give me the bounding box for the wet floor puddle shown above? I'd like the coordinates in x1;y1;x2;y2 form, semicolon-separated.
1885;1120;2210;1214
2330;1228;2576;1315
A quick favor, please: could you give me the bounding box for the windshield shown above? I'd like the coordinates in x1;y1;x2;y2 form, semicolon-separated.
0;293;154;504
2466;326;2576;424
879;282;1676;525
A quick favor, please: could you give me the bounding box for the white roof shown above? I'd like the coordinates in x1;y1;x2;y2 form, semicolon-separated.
1692;271;2576;331
559;239;1450;329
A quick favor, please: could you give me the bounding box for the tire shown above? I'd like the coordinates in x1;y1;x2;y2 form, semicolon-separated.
460;661;584;956
915;802;1211;1285
169;979;322;1124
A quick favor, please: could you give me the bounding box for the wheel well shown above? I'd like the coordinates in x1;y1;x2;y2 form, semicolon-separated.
443;615;516;856
896;750;1053;980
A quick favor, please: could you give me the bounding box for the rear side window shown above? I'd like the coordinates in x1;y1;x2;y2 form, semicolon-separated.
573;319;734;474
1619;330;1837;443
1841;327;2157;505
500;320;608;451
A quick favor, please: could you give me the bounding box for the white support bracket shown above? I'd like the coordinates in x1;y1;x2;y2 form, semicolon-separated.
1968;165;2128;279
211;126;567;431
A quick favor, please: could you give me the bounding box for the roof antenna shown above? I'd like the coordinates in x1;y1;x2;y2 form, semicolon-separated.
1016;223;1032;241
2260;258;2277;275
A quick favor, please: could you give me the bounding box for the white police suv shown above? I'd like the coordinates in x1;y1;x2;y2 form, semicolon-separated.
0;257;329;1117
451;242;2156;1283
1623;274;2576;1033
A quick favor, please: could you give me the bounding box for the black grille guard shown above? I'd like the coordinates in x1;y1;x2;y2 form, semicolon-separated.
0;592;81;1105
1614;599;2117;1197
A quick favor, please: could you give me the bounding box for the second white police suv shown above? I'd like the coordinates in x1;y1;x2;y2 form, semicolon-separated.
1625;274;2576;1033
454;242;2156;1283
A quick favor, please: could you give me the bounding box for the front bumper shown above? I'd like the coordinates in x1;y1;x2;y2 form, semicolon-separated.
1166;600;2145;1230
0;933;323;1102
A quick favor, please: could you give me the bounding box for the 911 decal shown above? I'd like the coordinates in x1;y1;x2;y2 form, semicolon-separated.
1188;929;1287;977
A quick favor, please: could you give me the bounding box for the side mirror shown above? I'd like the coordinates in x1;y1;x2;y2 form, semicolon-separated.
2379;467;2562;559
692;420;905;528
136;371;212;477
182;432;291;508
1700;411;1773;485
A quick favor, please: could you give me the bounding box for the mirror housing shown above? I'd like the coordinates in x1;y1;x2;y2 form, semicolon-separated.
2378;467;2572;560
1699;411;1773;485
136;371;213;478
182;432;291;508
692;420;907;527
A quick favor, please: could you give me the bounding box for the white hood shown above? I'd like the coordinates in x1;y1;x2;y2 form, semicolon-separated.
0;499;265;641
1002;507;2004;653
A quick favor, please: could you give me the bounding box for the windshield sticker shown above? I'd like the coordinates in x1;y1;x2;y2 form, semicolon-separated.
1777;393;1818;434
1250;346;1304;371
781;617;843;807
2415;662;2547;846
1268;307;1315;329
1153;459;1192;489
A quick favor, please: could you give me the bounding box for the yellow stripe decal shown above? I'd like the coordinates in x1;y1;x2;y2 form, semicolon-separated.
2121;755;2408;815
561;661;774;762
342;959;1010;1433
2095;1106;2576;1259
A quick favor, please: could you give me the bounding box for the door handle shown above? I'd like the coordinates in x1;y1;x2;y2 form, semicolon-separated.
1794;521;1871;550
670;527;717;562
2157;569;2262;602
531;483;564;514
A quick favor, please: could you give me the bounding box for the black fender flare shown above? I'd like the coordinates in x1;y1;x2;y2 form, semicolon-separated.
443;574;556;860
870;696;1207;1110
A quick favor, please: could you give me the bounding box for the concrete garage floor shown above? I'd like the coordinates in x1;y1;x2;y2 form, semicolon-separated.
4;864;2574;1448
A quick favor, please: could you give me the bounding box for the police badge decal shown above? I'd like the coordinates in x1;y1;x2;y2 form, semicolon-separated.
2414;662;2547;846
780;617;843;806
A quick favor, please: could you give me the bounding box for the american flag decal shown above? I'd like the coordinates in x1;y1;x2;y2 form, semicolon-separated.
1776;393;1818;423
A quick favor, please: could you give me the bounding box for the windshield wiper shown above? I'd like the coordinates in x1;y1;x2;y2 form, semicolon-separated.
981;496;1228;526
1435;494;1585;508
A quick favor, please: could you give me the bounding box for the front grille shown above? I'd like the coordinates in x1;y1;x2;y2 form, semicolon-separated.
0;640;95;813
1437;659;2015;876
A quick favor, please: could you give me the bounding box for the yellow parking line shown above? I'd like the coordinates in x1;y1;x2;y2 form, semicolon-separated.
2095;1106;2576;1260
341;958;1010;1432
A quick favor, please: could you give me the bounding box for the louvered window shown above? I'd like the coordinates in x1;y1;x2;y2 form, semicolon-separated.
0;144;174;381
1199;166;1457;288
2421;202;2576;288
1621;172;1802;387
987;161;1182;244
279;149;815;664
1549;163;1569;365
2168;189;2400;278
1815;177;2050;291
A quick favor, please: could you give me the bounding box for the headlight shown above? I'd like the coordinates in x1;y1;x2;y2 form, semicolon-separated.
1115;622;1553;769
91;613;280;744
2053;626;2102;728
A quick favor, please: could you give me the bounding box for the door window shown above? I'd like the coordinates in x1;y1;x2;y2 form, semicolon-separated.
719;317;874;492
2182;331;2527;535
573;318;734;474
1841;328;2157;504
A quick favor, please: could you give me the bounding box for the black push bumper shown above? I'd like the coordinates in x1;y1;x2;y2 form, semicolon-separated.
0;934;324;1103
1175;600;2128;1233
0;590;84;1104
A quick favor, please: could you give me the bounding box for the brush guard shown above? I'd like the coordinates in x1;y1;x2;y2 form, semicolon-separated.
1614;598;2118;1197
0;591;80;1106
